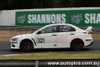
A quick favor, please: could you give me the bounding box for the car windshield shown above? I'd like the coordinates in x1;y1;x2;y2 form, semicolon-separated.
31;27;43;34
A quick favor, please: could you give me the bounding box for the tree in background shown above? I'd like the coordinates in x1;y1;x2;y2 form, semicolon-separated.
7;0;53;9
66;0;100;7
1;0;100;10
0;0;8;10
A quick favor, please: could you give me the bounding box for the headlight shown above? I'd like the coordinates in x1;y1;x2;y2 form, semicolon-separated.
11;38;18;41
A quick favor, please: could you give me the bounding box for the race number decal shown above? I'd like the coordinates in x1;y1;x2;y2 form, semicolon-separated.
37;38;45;43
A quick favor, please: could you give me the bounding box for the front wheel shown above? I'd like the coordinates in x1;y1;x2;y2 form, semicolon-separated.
71;40;84;50
20;40;33;52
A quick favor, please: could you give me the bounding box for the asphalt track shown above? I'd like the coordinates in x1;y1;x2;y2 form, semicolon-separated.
0;40;100;56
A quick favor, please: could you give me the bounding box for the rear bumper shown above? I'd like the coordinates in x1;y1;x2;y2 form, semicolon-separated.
85;41;94;47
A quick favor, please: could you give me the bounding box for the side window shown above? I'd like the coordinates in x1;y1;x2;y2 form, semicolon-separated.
45;27;53;33
41;26;57;34
70;26;76;31
58;25;76;32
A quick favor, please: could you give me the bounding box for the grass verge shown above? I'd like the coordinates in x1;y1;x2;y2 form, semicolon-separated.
0;37;10;41
92;34;100;40
0;53;100;60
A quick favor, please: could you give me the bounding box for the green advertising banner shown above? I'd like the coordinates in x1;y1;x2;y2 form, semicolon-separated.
16;9;100;27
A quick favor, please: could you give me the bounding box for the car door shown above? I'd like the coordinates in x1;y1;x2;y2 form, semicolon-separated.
56;25;76;48
34;26;58;48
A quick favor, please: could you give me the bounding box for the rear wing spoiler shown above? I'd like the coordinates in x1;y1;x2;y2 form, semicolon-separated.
86;26;92;32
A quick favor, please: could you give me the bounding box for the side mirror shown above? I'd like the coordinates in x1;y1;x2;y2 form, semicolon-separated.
37;31;42;34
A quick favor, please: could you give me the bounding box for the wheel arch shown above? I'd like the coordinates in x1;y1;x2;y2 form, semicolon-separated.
20;38;35;49
70;38;84;47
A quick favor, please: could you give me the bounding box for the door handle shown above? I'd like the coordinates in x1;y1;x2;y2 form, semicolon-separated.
70;33;75;35
52;34;57;36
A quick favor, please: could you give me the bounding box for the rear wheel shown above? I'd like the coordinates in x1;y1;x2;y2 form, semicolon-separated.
71;39;84;50
20;40;33;52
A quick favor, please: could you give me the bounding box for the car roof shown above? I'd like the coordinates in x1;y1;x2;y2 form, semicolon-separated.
35;23;81;33
45;23;75;27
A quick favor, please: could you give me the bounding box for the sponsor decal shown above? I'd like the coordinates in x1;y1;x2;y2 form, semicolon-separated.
28;14;66;24
54;44;56;46
17;14;26;24
71;13;82;24
16;10;100;27
85;13;100;24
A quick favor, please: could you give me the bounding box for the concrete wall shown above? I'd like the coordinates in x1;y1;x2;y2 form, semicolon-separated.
0;10;15;26
0;9;35;26
0;8;54;26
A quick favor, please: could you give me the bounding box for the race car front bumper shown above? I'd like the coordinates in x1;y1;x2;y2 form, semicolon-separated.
10;41;20;49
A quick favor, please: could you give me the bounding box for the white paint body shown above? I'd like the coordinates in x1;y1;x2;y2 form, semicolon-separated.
10;24;93;49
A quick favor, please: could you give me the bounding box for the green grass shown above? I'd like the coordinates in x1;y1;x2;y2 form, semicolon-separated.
92;34;100;40
0;37;10;40
0;53;100;60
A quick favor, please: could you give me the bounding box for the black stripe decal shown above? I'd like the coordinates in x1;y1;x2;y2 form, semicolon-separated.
31;38;36;46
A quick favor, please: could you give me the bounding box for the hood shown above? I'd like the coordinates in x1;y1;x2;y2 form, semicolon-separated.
12;34;33;38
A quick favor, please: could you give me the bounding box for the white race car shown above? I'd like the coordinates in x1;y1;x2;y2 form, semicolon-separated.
10;24;93;52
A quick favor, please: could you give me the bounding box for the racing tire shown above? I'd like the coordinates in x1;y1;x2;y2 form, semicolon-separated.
71;39;84;50
20;40;33;52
